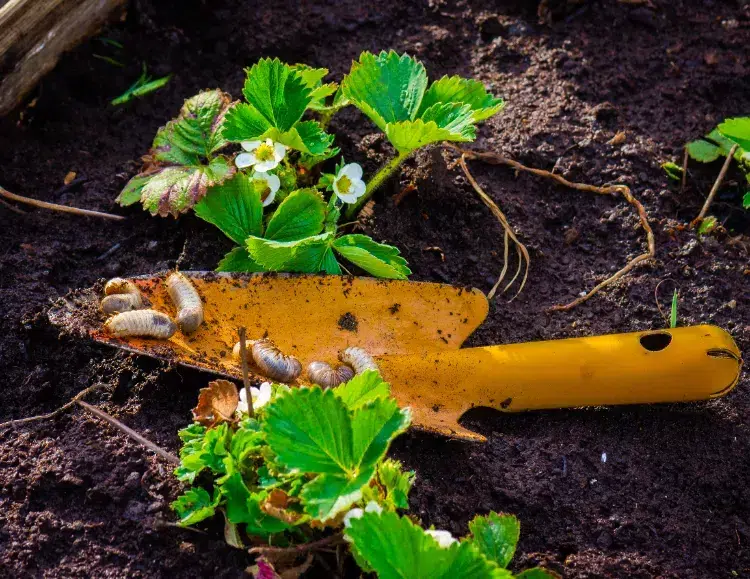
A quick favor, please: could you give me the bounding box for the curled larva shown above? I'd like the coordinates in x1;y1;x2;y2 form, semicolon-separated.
232;340;253;362
104;277;141;297
101;293;143;314
339;347;379;375
307;361;355;389
252;339;302;383
166;272;203;334
105;309;177;339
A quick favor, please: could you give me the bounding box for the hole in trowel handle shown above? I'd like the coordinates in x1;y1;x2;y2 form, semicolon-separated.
639;332;672;352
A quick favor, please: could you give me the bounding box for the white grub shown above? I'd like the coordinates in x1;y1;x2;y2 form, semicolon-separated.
105;309;177;339
101;293;143;314
104;278;141;298
166;272;204;334
252;339;302;383
339;347;379;375
307;361;355;389
232;340;254;363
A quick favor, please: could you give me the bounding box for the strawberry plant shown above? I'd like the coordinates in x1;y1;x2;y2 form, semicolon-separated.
116;52;503;279
172;371;557;578
684;117;750;210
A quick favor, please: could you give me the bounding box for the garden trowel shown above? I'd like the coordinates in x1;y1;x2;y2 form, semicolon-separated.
49;272;743;441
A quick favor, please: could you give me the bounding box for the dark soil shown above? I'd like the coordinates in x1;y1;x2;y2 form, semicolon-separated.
1;0;749;577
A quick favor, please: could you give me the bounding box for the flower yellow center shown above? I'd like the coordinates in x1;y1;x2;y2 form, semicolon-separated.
337;175;352;194
255;143;275;162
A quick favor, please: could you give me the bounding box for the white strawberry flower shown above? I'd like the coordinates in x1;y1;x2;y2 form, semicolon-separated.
237;381;273;415
236;138;287;172
251;171;280;207
343;501;382;528
425;529;457;548
333;163;366;204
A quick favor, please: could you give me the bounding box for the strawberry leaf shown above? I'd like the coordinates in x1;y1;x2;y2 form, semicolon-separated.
140;157;234;217
333;234;411;279
264;188;326;241
377;459;415;510
467;512;520;568
195;173;263;244
216;247;266;272
300;468;375;521
418;75;504;121
291;64;338;111
246;233;340;274
385;103;476;153
241;58;312;132
334;370;391;410
718;117;750;151
172;487;220;526
116;174;152;206
345;511;513;579
342;51;428;131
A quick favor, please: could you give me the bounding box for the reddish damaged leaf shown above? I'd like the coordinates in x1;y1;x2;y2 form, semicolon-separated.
249;558;280;579
140;157;234;217
193;379;240;425
261;489;301;525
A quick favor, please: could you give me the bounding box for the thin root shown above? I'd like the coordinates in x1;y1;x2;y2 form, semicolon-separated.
0;382;107;429
0;186;125;221
456;154;530;300
690;144;738;228
446;143;655;311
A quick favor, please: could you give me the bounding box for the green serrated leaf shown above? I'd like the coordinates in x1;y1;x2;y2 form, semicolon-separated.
301;467;375;521
116;174;152;206
346;511;512;579
291;64;338;111
174;423;230;483
352;398;410;471
378;459;415;510
418;75;504;121
264;121;334;155
242;58;312;132
264;387;355;475
216;247;266;272
334;370;391;410
265;188;327;241
743;192;750;209
718;117;750;151
333;234;411;279
152;89;232;164
195;173;263;244
686;139;722;163
468;512;520;569
222;102;273;142
171;487;219;526
342;51;428;132
385;103;476;153
247;233;339;273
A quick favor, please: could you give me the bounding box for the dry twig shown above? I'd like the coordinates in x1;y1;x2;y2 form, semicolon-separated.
0;185;125;221
238;327;254;417
249;533;345;557
77;400;179;464
446;144;656;311
690;144;738;228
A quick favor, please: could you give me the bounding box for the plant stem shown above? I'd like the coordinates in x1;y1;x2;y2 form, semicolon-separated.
0;186;125;221
690;144;738;228
238;327;254;418
345;150;410;219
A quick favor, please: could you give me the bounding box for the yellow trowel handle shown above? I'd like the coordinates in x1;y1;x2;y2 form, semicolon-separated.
378;325;742;440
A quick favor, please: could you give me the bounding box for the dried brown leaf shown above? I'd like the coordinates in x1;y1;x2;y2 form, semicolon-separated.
192;379;239;425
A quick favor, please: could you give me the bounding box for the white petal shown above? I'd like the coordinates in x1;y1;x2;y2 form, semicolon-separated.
364;501;382;514
250;386;261;399
241;140;262;152
337;190;359;204
239;388;247;403
273;142;287;161
262;189;277;207
236;399;248;414
254;158;279;172
340;163;363;181
255;382;273;407
350;179;366;199
265;173;281;193
425;529;457;549
235;152;256;169
343;508;364;528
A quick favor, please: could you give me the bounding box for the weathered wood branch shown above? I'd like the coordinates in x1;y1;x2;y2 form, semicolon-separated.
0;0;127;116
